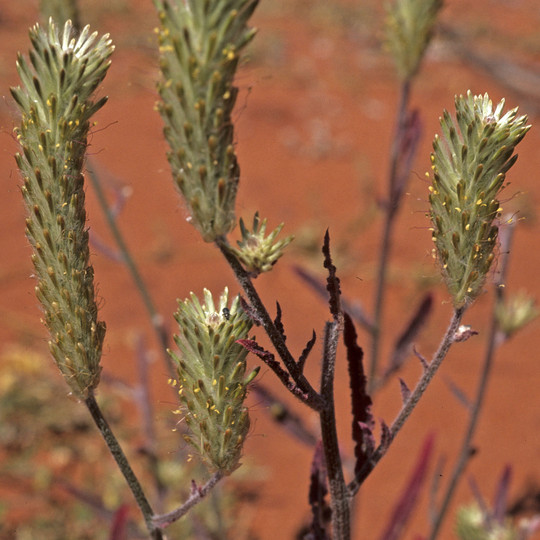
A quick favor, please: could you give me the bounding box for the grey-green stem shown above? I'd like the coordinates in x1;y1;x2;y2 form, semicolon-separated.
350;305;466;495
84;393;162;539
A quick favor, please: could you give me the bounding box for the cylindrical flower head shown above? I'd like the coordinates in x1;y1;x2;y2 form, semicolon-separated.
11;20;113;398
429;92;530;307
385;0;443;80
169;288;258;473
154;0;258;242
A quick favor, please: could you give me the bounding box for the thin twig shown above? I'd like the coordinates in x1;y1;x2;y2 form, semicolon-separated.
427;223;515;538
152;472;224;528
349;305;466;496
87;165;175;381
215;236;323;411
369;79;412;392
84;393;163;540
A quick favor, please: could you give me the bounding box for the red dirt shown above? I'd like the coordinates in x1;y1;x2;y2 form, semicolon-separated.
1;1;540;538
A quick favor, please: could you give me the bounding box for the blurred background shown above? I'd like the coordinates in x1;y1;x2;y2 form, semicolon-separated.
1;0;539;538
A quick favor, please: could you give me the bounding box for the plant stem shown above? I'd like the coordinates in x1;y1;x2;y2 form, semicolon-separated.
369;80;411;393
320;319;351;540
152;472;224;528
87;165;175;380
428;224;514;538
84;393;162;539
215;237;324;411
349;305;466;495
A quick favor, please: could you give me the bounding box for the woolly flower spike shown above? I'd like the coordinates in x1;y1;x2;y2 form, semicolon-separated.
230;212;294;276
385;0;442;80
429;92;530;307
11;20;113;398
154;0;259;242
170;288;258;473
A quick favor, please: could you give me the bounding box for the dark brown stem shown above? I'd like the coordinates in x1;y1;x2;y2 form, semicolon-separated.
320;318;350;540
84;393;162;539
215;236;323;411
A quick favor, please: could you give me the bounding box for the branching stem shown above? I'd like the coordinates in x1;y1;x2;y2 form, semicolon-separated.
215;236;323;411
152;472;224;528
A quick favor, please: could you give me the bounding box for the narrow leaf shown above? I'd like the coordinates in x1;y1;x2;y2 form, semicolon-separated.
492;465;512;524
322;230;341;320
413;346;429;370
343;312;374;475
385;293;433;381
274;301;286;341
378;434;435;540
298;329;317;373
237;339;308;400
293;264;373;331
399;378;411;404
239;296;263;326
307;442;331;540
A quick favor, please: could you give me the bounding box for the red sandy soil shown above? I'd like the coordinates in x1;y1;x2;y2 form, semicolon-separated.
1;0;540;538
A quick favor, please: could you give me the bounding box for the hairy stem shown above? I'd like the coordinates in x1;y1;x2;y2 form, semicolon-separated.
152;472;224;528
215;236;323;411
369;80;412;392
350;305;466;495
84;393;162;539
320;319;350;540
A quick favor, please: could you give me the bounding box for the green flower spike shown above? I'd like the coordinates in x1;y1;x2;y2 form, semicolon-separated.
385;0;443;80
429;92;530;307
154;0;259;242
230;212;294;276
456;504;521;540
170;288;258;474
12;20;114;398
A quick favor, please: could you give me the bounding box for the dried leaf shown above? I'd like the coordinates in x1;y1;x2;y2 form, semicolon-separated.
298;329;317;373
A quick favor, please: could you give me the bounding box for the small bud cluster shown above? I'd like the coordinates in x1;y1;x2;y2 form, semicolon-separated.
385;0;443;80
230;213;294;276
12;20;113;398
429;92;529;307
170;288;258;473
154;0;258;242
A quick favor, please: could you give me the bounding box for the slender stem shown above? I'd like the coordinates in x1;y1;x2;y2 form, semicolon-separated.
428;224;514;538
84;393;162;539
369;80;411;393
215;236;324;411
152;472;224;528
87;165;175;381
320;319;350;540
349;305;466;496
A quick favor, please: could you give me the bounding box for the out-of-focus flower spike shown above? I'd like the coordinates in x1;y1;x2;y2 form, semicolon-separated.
385;0;443;81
